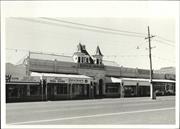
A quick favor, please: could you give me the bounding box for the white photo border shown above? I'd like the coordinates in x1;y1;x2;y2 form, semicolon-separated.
1;1;179;129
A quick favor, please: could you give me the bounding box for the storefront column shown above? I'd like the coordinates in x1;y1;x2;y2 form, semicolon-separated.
135;83;139;97
54;85;57;96
27;85;30;96
164;83;167;91
118;83;121;97
69;84;72;99
67;84;70;96
45;83;47;101
89;85;93;99
41;81;43;101
120;83;124;98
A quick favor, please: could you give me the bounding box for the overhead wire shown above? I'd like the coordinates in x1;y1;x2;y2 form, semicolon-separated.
155;35;175;43
14;18;145;38
152;55;175;63
13;18;175;48
152;39;175;47
40;18;176;48
41;17;147;36
7;18;176;66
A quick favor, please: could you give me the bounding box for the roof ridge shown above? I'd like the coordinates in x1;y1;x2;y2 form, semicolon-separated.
30;51;73;58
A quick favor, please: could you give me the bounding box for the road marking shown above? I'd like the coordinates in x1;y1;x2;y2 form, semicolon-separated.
9;107;175;125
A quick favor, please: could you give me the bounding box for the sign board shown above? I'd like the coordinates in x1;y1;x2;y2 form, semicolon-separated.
123;80;137;86
138;69;149;75
6;74;40;82
69;78;90;84
46;77;69;83
45;76;90;84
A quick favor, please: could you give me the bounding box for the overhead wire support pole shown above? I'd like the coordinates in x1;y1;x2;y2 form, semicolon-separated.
145;26;156;100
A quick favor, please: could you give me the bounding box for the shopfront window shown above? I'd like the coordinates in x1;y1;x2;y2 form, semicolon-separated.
7;85;26;98
124;86;136;97
86;58;89;63
78;57;80;63
72;84;87;96
96;59;99;64
105;83;119;93
56;84;67;94
7;86;18;98
138;86;150;96
30;85;40;96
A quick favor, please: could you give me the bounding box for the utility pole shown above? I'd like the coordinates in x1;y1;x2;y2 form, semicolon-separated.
145;26;156;100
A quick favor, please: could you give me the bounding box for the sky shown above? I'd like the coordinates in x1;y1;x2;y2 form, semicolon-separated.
4;1;178;70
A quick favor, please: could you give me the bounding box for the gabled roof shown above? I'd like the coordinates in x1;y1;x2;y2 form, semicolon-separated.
76;43;94;64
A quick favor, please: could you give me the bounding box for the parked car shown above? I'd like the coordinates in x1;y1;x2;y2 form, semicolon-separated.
165;90;174;95
155;90;165;96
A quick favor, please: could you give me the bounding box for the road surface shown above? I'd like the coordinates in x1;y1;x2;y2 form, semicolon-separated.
6;96;175;125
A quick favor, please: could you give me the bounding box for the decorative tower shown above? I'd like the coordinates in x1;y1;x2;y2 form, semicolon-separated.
92;46;103;65
73;43;93;64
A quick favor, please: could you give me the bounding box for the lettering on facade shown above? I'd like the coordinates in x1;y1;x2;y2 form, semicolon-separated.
6;75;12;82
138;69;149;75
69;78;90;84
47;77;68;83
6;75;20;82
6;74;40;82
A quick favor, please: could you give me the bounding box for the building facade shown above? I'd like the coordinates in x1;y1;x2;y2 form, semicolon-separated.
6;44;176;102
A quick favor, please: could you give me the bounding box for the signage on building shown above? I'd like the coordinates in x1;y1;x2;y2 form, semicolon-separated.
46;76;90;84
69;78;90;84
46;77;69;83
165;74;175;80
138;69;149;75
6;74;40;82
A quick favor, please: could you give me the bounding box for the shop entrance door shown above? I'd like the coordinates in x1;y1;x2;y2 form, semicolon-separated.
99;79;103;97
47;84;54;100
93;85;96;97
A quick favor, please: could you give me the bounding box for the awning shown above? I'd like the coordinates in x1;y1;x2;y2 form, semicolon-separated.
31;72;91;78
31;72;92;84
152;79;175;83
121;78;138;86
105;77;175;87
6;82;40;85
138;81;150;86
6;74;40;83
105;77;122;83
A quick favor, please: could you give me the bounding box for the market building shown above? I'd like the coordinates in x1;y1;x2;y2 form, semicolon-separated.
6;43;176;102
